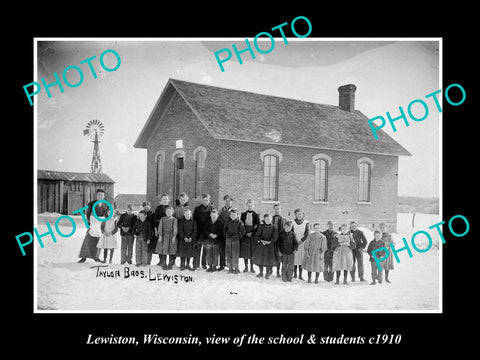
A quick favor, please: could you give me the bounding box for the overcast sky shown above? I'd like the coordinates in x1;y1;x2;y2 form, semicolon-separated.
36;39;440;198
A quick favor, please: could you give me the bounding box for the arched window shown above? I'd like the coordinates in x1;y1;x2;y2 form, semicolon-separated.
313;154;331;202
193;146;207;198
263;154;279;201
357;157;374;202
314;159;328;201
155;150;165;196
260;149;282;202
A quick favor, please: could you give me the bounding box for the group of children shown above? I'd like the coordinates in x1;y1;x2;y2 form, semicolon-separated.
92;193;394;286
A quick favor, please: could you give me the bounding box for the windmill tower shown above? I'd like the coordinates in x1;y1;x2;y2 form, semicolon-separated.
83;119;105;173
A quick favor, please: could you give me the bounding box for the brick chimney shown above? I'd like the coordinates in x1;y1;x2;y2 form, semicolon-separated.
338;84;357;112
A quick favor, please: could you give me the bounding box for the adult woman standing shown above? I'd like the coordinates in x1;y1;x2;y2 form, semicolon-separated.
78;189;110;263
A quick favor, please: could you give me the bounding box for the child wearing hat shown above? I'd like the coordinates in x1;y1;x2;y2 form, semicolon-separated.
223;208;246;274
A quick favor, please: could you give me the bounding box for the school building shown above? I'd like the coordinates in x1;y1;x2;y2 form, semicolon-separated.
134;79;410;231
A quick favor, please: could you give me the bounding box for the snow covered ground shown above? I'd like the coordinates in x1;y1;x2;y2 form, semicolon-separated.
35;212;441;312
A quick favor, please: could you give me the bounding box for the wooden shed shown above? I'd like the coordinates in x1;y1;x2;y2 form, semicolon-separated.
37;170;115;215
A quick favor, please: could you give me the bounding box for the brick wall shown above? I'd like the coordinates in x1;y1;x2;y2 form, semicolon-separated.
218;140;399;232
144;92;400;232
145;93;221;209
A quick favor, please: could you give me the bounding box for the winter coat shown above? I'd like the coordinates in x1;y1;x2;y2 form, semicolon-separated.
252;222;279;266
117;212;136;236
367;239;386;262
223;218;246;240
350;229;368;250
322;229;337;265
218;206;233;225
302;231;328;272
177;218;197;258
132;218;152;241
193;203;213;242
271;214;287;231
203;219;224;245
278;230;298;255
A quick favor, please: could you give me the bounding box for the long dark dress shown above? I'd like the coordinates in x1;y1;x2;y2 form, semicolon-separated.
252;222;279;266
239;210;260;259
177;218;197;258
78;200;109;259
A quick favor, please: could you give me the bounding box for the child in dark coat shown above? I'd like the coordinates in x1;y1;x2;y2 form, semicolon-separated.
240;199;261;273
203;209;224;272
367;230;386;285
117;204;136;265
132;210;152;267
322;220;336;282
223;209;246;274
272;203;287;278
177;208;197;271
278;221;298;282
253;214;279;279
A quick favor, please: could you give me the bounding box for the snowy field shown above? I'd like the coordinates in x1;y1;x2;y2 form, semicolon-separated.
35;212;441;312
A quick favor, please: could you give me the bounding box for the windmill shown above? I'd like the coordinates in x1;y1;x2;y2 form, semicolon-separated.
83;119;105;173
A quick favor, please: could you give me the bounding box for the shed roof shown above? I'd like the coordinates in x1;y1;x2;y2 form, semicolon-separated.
134;79;411;156
37;170;115;183
114;193;146;205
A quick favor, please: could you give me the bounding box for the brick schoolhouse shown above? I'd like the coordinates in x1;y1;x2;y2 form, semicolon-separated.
134;79;410;231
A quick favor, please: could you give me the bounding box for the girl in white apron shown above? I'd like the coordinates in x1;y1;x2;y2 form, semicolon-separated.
292;208;311;280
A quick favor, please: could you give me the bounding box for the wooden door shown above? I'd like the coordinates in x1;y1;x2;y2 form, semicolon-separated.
67;191;83;215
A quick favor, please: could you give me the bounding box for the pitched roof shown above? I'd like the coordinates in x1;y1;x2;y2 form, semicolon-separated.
134;78;411;156
37;170;115;183
114;193;146;205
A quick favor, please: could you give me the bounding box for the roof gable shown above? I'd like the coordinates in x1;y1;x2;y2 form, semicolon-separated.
135;78;411;156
